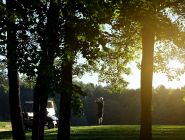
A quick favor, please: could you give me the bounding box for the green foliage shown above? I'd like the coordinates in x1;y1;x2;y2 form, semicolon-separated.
19;75;36;88
105;0;185;85
96;21;142;92
58;0;129;94
71;84;86;116
53;59;87;116
76;0;179;92
154;41;185;80
0;62;8;92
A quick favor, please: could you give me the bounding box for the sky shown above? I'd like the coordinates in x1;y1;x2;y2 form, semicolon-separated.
124;62;185;89
78;62;185;89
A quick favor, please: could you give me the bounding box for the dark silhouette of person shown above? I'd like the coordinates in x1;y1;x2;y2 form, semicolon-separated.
95;97;104;125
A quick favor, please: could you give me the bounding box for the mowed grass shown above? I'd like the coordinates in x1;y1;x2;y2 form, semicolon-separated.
0;122;11;131
1;123;185;140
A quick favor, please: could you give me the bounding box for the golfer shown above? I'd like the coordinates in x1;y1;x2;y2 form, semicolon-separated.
95;97;104;125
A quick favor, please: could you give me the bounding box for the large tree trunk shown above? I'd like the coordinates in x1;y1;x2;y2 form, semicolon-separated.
32;0;60;140
139;20;155;140
57;56;73;140
6;0;26;139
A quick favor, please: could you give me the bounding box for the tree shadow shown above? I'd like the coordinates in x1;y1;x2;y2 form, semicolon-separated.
0;131;12;139
44;129;58;140
0;129;58;140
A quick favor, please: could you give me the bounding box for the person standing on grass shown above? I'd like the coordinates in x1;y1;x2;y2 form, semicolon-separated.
95;97;104;125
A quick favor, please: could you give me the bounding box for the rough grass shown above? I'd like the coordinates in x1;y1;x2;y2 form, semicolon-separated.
1;123;185;140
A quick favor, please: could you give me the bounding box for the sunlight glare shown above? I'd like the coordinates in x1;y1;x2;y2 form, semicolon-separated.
167;60;184;69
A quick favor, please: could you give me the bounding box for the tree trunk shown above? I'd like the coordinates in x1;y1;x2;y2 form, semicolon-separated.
32;66;50;140
140;20;155;140
39;85;49;140
6;0;26;139
32;40;55;140
57;57;73;140
32;61;50;140
32;84;40;140
32;0;60;140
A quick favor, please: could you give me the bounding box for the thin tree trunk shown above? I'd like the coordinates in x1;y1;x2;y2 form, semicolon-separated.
57;57;73;140
32;67;49;140
140;20;155;140
32;84;40;140
6;0;26;139
39;82;49;140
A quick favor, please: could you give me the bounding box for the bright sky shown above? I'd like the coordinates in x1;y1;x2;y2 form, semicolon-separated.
125;62;185;89
78;61;185;89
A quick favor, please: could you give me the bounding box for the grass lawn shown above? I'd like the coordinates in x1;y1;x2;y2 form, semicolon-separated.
1;123;185;140
0;122;11;131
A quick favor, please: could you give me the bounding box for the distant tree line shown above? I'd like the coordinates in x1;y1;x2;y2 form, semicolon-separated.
1;84;185;125
83;85;185;125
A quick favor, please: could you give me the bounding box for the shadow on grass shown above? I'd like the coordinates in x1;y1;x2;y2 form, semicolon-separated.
0;130;138;140
44;129;58;140
0;131;12;139
0;129;58;140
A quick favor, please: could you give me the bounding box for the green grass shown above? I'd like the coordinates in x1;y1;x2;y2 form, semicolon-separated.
0;122;11;131
1;123;185;140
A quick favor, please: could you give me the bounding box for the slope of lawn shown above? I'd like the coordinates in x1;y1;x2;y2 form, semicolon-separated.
1;123;185;140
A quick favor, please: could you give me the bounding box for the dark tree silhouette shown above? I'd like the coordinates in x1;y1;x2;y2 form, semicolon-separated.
140;17;155;140
32;0;61;140
56;0;114;139
6;0;26;139
57;54;73;140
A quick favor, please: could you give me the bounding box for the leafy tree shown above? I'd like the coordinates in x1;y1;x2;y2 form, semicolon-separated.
96;21;141;93
105;0;185;140
55;0;115;139
30;0;61;139
139;1;185;139
0;0;42;138
2;0;61;139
